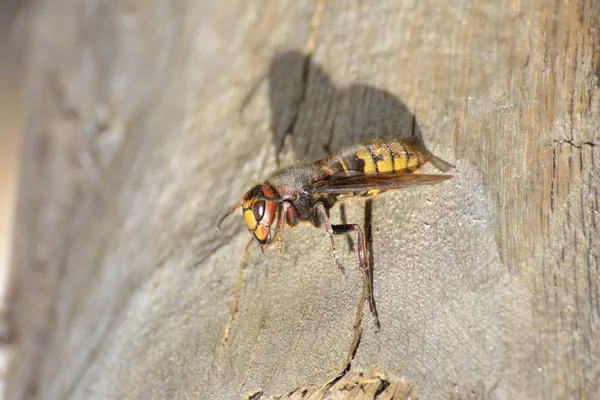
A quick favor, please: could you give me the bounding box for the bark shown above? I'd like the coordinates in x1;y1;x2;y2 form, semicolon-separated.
7;1;600;399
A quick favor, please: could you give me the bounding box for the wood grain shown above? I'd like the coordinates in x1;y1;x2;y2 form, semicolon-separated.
7;0;599;399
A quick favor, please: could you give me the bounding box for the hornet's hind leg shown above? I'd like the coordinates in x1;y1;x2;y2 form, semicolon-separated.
314;203;380;330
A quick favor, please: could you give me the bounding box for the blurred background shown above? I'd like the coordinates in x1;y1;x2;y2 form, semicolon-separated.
0;0;27;397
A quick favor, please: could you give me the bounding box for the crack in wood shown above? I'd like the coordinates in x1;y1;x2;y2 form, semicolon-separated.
305;0;326;56
551;147;557;213
320;256;371;393
553;139;597;148
218;237;254;368
247;389;263;399
283;369;414;399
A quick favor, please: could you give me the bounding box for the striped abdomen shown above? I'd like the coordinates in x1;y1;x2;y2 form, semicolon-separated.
318;139;429;196
322;139;427;175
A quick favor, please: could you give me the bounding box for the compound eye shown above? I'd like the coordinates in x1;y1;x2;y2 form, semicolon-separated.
252;200;265;222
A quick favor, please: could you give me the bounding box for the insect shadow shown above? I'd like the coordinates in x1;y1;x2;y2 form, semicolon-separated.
267;49;450;167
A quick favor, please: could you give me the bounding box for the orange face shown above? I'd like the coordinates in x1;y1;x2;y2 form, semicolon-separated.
242;185;278;244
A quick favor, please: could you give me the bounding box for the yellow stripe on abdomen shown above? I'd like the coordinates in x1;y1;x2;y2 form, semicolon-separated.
356;148;377;174
369;143;394;173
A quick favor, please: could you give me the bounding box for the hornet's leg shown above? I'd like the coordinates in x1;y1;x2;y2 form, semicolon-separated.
275;201;293;258
339;203;355;253
314;203;346;276
331;223;380;330
315;203;380;329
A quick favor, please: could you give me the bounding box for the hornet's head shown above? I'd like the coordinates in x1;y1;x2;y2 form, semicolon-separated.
241;184;279;244
216;184;279;246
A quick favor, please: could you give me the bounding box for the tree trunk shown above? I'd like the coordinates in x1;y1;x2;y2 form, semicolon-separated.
7;1;599;399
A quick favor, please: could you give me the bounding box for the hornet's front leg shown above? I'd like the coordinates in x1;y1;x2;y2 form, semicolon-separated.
275;200;296;258
314;203;380;329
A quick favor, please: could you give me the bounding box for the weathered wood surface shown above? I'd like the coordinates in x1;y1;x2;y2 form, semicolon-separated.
7;0;599;399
